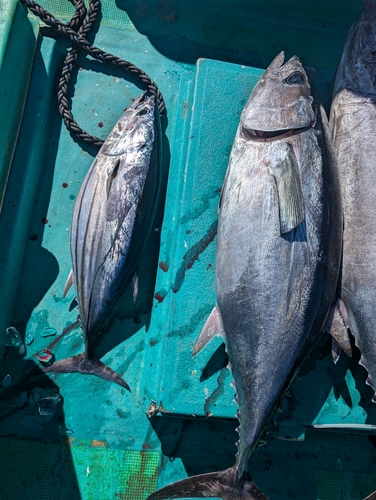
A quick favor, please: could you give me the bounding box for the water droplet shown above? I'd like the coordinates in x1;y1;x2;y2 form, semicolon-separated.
4;327;22;347
40;327;57;338
1;375;11;388
36;310;48;324
25;331;34;345
36;349;55;367
38;394;62;416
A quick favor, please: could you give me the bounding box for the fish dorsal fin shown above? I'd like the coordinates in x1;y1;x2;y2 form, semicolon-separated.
106;158;120;199
268;143;305;235
193;306;224;356
63;269;74;299
326;302;352;363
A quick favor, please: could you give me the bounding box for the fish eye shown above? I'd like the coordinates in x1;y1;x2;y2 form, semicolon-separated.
137;108;149;116
285;71;306;85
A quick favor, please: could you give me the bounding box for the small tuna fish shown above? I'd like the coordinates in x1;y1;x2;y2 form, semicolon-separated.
329;1;376;392
147;53;342;500
43;93;161;389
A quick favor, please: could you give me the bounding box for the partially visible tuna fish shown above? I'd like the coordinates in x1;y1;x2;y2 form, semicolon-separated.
329;1;376;394
43;93;161;389
147;53;342;500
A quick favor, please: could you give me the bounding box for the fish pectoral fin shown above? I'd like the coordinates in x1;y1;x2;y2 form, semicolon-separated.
106;158;121;199
193;306;225;356
146;468;268;500
269;143;305;235
63;269;74;298
42;353;131;391
326;302;352;362
131;272;139;304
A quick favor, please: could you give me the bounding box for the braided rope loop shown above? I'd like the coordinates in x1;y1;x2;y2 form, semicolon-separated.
22;0;166;147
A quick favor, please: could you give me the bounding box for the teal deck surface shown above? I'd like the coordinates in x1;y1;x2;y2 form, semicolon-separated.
1;1;376;499
0;1;38;217
0;0;38;215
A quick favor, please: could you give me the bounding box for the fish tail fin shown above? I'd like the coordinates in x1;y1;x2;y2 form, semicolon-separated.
364;491;376;500
147;468;268;500
42;353;131;391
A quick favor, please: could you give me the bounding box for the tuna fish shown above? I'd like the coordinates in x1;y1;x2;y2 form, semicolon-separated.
329;1;376;393
147;53;342;500
43;93;161;389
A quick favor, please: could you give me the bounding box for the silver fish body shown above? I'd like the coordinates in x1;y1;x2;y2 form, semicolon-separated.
44;94;161;389
329;0;376;396
72;93;159;351
218;113;338;477
148;53;342;500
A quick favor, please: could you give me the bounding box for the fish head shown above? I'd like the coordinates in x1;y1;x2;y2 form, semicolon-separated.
334;1;376;97
102;93;156;156
241;52;315;139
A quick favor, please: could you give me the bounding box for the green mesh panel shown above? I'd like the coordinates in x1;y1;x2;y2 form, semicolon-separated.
315;471;343;500
0;438;159;500
34;1;136;30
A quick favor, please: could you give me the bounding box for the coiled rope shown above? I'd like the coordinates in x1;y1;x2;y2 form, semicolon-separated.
21;0;166;147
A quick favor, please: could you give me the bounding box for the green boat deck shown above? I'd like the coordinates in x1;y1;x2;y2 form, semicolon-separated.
1;0;376;498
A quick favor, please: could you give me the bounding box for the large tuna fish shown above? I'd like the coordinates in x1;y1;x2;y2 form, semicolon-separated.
147;53;342;500
329;1;376;392
43;93;161;389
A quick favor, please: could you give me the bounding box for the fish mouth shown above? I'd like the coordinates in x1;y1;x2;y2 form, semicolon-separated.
241;124;313;142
